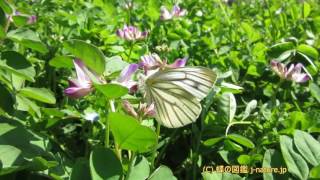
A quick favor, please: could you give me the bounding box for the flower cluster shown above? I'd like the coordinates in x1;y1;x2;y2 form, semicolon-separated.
160;4;187;20
116;25;148;41
116;53;187;92
270;60;311;83
122;100;156;119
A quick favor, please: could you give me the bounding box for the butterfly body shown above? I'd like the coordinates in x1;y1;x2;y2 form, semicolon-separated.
144;67;217;128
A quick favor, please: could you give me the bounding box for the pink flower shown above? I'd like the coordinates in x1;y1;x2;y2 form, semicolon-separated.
139;53;187;74
166;57;187;68
172;5;187;17
139;53;164;72
117;64;139;93
160;4;187;20
64;59;97;98
116;25;148;41
122;100;156;119
270;60;311;83
122;100;138;118
27;15;37;24
140;103;156;117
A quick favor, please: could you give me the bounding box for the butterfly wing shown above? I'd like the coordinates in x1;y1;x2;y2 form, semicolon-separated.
145;67;217;128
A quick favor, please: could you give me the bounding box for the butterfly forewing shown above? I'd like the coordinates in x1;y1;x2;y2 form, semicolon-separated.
145;67;217;128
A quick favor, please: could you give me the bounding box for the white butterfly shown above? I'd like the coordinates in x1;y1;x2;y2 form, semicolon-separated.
144;67;217;128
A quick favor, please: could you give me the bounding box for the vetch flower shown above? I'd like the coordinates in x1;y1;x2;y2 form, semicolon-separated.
122;100;138;118
116;25;148;41
27;15;37;24
270;60;311;83
160;4;187;20
139;53;164;72
139;53;188;74
117;63;139;93
172;5;187;17
64;59;96;98
160;6;173;20
167;57;187;68
139;103;156;118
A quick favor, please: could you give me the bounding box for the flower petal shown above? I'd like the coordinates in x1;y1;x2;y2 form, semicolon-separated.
64;86;92;99
160;6;173;20
167;57;187;68
74;59;91;82
118;64;139;83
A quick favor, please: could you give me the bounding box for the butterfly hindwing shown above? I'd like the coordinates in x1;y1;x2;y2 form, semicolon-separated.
145;67;217;128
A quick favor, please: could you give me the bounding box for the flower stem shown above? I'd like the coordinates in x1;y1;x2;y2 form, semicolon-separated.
108;100;122;162
151;122;161;170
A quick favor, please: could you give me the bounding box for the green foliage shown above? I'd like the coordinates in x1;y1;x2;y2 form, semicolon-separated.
1;0;320;179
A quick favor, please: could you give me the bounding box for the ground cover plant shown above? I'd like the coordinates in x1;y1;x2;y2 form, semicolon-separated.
0;0;320;179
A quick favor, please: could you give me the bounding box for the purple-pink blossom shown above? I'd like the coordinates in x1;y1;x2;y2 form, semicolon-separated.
122;100;156;119
64;59;98;98
116;25;148;41
160;4;187;20
139;53;187;74
117;64;139;93
270;60;311;83
27;15;37;24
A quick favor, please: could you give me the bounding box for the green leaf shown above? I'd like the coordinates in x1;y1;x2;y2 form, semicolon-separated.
64;39;105;75
293;130;320;166
0;85;14;115
303;2;311;18
310;165;320;179
49;56;74;69
224;139;243;152
146;0;160;21
310;83;320;104
127;155;150;180
241;100;257;120
70;158;91;180
203;137;224;147
269;42;295;58
28;156;58;171
217;92;236;123
12;15;29;26
279;135;309;180
202;172;242;180
0;0;13;14
263;149;289;180
297;44;319;61
227;134;255;149
241;22;261;43
95;83;128;99
237;155;251;165
16;94;41;117
90;147;122;180
148;165;177;180
0;51;35;82
0;121;51;175
109;112;157;153
19;87;56;104
7;29;48;54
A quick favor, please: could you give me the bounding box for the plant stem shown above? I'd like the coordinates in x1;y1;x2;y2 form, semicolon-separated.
225;121;251;136
151;122;161;170
108;100;122;162
125;152;136;180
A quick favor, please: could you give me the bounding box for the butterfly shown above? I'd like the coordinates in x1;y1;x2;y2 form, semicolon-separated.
144;67;217;128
